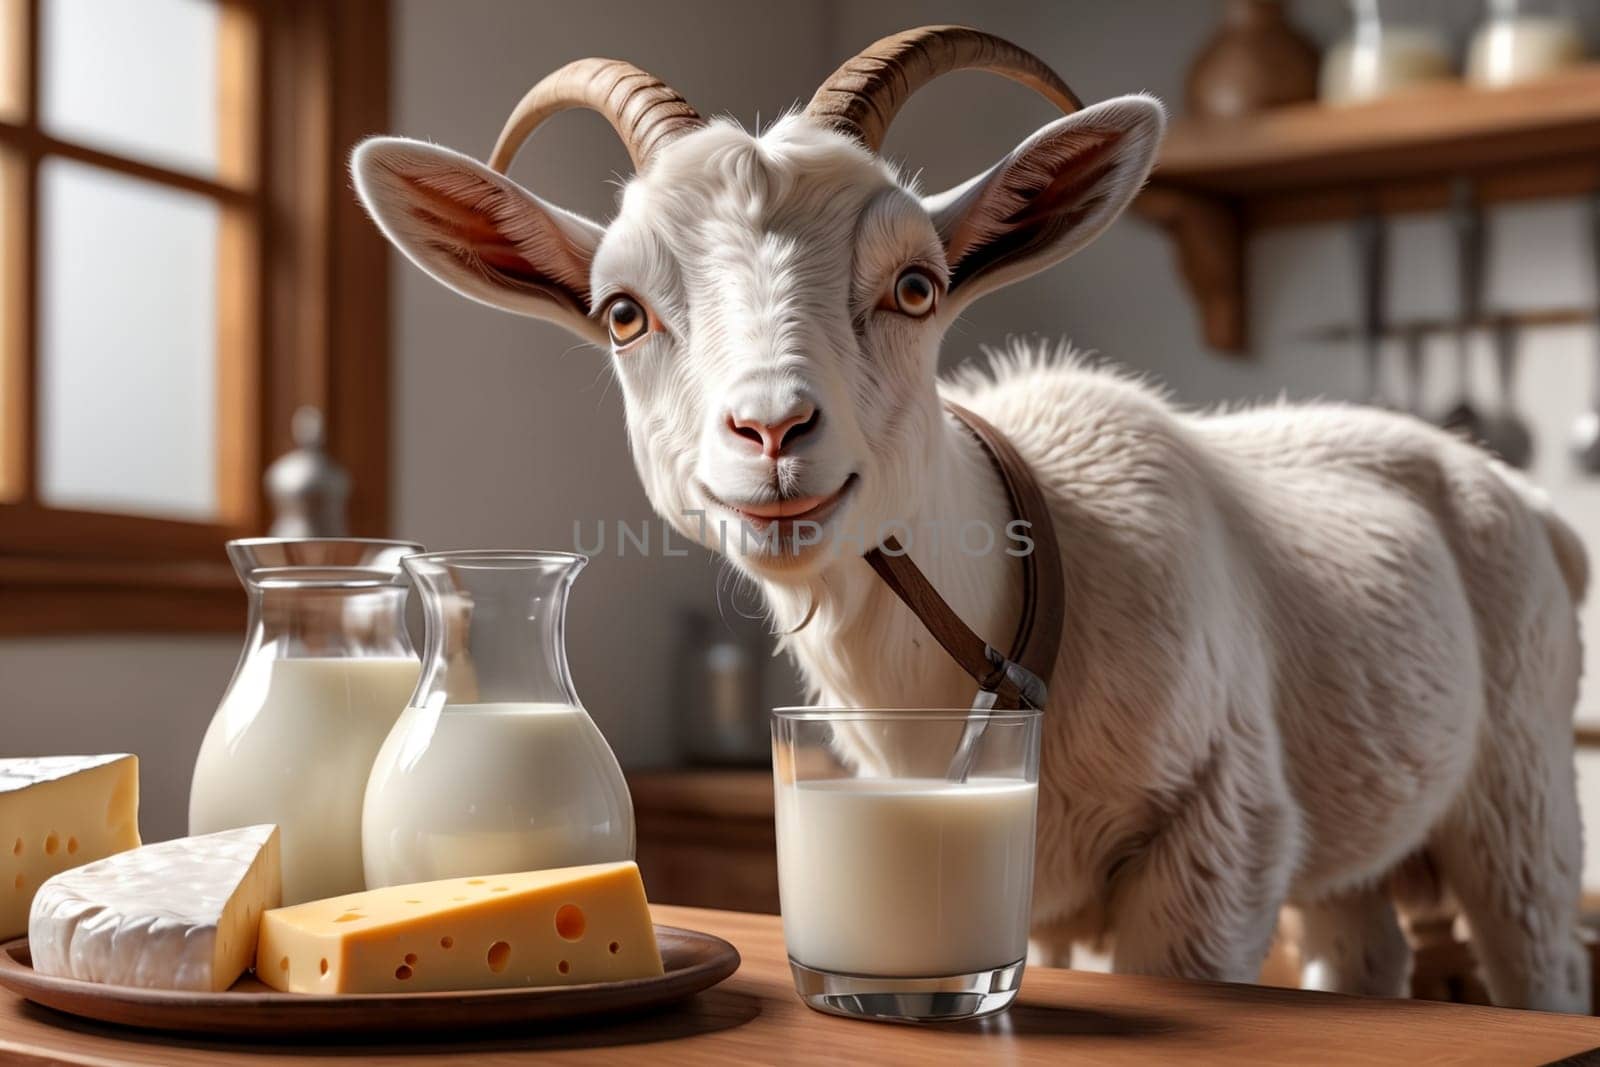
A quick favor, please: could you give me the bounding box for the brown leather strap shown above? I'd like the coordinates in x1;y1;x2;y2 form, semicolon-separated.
863;402;1064;710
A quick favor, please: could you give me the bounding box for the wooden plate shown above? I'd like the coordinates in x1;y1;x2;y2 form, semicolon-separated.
0;925;739;1038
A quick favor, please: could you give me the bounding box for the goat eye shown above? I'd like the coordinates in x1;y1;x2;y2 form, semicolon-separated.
606;296;648;346
893;269;937;318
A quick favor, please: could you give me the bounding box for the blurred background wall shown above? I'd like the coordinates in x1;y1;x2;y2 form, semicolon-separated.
7;0;1600;884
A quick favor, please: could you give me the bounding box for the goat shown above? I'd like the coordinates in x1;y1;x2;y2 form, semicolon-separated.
353;26;1590;1012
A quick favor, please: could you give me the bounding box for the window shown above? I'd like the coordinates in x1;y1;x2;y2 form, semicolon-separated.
0;0;391;634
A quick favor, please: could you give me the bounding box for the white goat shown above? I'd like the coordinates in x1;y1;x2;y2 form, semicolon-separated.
354;27;1590;1012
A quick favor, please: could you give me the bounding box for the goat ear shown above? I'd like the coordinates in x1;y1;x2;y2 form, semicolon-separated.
352;137;606;345
923;95;1164;311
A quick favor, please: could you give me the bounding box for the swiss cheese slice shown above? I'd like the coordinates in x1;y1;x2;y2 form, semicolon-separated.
257;860;663;994
1;754;140;940
28;824;281;991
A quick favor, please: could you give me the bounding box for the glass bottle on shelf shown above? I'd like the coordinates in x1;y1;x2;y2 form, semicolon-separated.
1467;0;1585;88
1320;0;1455;105
189;538;423;905
361;550;634;888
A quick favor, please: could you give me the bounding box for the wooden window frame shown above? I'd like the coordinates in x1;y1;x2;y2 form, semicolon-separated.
0;0;391;636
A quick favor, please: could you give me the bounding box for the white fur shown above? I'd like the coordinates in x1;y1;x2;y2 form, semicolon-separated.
353;96;1590;1012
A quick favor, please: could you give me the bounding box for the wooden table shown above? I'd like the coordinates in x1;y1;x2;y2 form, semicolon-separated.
5;906;1600;1065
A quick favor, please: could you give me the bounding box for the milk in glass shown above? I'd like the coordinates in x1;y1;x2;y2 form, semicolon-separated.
360;551;634;888
1468;11;1585;87
189;538;423;905
190;656;418;903
362;703;633;886
776;777;1038;977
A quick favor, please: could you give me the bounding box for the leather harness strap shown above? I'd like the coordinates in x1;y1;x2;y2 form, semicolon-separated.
862;401;1064;711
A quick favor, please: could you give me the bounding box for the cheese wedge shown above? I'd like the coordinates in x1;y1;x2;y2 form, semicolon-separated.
28;824;281;991
257;860;663;994
1;754;141;940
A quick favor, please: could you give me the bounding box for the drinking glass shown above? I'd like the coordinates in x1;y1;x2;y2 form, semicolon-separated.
772;707;1042;1023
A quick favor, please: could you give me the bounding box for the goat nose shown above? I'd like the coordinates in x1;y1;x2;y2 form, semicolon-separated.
726;402;820;459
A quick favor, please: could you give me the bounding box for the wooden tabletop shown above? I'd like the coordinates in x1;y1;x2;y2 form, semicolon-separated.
5;906;1600;1065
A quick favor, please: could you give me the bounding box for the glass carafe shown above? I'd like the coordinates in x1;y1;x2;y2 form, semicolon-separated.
361;550;634;887
190;538;423;904
1320;0;1454;105
1467;0;1585;88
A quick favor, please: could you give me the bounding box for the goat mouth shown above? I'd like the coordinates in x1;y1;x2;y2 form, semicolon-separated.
702;474;858;533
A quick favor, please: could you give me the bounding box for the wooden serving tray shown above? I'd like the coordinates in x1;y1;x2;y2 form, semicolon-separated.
0;925;738;1038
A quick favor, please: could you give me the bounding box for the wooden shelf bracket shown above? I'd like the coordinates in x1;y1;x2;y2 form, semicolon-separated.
1136;186;1247;353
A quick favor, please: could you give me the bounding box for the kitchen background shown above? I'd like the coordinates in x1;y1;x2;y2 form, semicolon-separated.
7;0;1600;899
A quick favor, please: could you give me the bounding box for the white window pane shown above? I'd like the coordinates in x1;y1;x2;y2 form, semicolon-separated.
39;158;218;520
41;0;218;177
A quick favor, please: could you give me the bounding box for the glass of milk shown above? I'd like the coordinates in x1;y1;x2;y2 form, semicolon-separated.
190;538;424;904
361;550;634;887
772;706;1042;1022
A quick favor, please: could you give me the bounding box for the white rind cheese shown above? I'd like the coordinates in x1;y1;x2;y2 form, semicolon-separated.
0;754;131;794
28;824;281;992
1;754;141;940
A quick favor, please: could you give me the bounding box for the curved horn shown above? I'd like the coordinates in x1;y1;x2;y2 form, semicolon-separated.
806;25;1082;153
488;57;703;174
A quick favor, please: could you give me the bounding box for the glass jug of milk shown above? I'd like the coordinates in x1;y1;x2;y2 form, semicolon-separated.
190;538;423;904
1320;0;1453;105
361;550;634;887
1467;0;1585;88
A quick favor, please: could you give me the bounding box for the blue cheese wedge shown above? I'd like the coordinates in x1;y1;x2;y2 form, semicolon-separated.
28;824;281;991
1;754;141;940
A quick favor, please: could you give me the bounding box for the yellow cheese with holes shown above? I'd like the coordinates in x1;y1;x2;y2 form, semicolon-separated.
1;755;141;940
256;861;663;994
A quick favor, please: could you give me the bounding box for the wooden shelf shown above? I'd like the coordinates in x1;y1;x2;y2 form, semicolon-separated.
1137;65;1600;353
